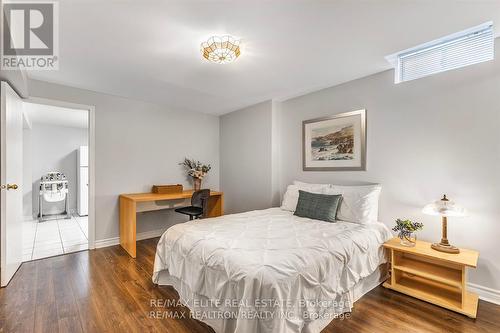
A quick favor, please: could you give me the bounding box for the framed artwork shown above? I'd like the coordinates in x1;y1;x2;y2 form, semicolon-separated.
302;109;366;171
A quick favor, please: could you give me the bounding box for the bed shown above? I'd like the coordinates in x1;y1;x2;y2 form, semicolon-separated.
153;186;392;333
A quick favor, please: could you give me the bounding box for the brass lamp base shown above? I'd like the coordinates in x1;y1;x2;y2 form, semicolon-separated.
431;214;460;254
431;242;460;254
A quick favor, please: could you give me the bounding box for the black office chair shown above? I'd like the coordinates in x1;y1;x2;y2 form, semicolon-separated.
175;189;210;220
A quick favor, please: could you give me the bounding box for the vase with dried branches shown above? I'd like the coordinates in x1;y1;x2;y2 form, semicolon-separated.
179;158;211;191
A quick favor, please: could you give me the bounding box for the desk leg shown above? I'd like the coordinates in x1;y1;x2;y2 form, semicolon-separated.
120;197;136;258
207;194;224;217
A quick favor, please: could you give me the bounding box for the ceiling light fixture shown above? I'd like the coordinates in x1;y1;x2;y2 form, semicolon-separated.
201;35;241;64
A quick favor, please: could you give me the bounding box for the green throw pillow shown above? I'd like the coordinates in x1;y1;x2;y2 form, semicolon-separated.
294;190;342;222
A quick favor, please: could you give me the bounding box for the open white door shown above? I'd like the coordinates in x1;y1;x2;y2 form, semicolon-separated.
1;82;24;287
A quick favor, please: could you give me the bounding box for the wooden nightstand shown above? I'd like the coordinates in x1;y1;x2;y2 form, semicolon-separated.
383;238;479;318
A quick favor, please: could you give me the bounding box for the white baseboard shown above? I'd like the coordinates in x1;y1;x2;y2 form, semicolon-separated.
468;282;500;305
94;229;165;249
94;237;119;249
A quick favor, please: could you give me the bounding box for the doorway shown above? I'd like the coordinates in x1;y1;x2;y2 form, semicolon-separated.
1;82;96;285
21;102;91;260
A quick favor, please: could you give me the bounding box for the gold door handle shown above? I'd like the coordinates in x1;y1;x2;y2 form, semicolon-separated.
0;184;18;190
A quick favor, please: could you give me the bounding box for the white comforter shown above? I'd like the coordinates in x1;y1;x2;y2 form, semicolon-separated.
153;208;392;333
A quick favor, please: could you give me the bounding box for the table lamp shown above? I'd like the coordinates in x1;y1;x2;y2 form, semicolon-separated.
422;194;465;254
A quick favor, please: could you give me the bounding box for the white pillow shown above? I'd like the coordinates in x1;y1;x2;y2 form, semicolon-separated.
293;180;331;191
281;182;328;211
325;184;381;224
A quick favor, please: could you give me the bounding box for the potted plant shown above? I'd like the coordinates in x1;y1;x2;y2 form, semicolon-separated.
392;219;424;247
180;158;211;191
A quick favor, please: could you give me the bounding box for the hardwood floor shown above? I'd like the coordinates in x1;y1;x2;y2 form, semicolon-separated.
1;238;499;333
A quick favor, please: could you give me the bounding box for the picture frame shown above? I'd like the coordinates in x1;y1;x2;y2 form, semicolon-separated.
302;109;366;171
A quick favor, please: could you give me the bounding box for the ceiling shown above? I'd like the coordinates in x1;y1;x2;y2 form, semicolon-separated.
28;0;500;115
24;102;88;129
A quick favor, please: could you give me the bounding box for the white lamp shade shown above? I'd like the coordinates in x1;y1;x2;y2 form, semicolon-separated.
422;195;466;217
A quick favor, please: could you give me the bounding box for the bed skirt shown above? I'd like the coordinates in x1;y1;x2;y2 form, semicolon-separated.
155;263;388;333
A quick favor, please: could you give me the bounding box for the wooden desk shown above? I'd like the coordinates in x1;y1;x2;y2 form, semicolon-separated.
119;190;223;258
383;238;479;318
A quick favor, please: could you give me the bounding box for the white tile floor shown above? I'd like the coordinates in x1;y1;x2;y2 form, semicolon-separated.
22;213;88;262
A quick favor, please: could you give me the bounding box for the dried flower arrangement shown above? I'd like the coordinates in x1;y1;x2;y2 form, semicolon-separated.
180;158;211;180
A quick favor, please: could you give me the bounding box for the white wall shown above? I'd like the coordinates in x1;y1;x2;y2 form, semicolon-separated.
28;79;220;241
220;101;277;213
28;123;88;216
